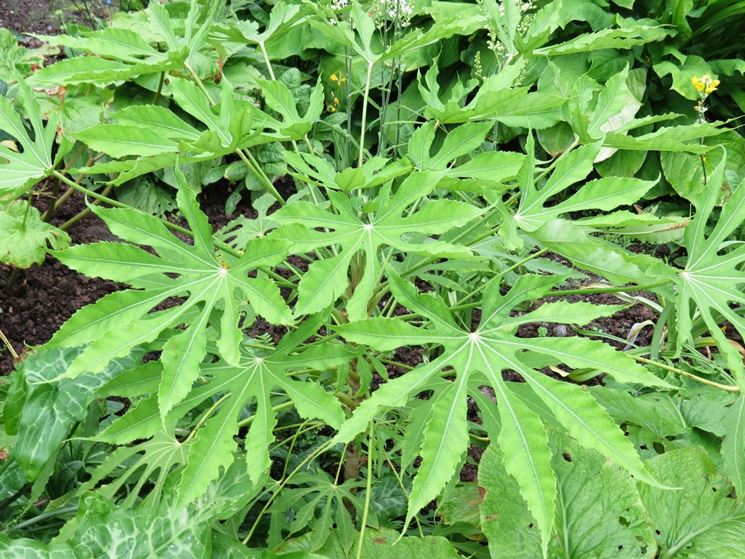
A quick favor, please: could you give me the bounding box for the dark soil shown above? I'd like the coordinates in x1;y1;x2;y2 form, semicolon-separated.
0;190;120;374
0;182;258;374
0;0;111;40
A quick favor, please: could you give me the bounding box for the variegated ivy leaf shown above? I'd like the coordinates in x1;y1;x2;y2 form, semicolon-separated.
271;170;483;320
670;153;745;384
0;465;262;558
49;185;292;419
4;347;140;481
93;316;347;506
0;80;58;195
334;272;670;555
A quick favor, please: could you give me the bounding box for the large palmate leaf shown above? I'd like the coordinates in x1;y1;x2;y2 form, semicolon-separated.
256;77;325;139
479;432;656;558
510;138;657;234
0;81;58;195
414;60;564;127
76;77;255;180
269;471;364;552
28;3;209;87
92;317;346;505
669;154;745;382
3;347;140;480
335;272;669;554
407;121;525;192
639;448;745;558
271;170;482;319
49;183;292;419
0;201;70;268
176;334;346;505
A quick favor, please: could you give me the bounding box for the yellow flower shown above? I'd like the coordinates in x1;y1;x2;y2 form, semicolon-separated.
691;75;704;93
329;72;346;85
691;74;719;96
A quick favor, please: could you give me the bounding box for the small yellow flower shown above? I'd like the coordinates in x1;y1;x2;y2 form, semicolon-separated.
329;72;346;85
691;74;719;96
691;75;705;93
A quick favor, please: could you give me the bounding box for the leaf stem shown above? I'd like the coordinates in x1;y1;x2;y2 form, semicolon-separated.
548;280;672;297
357;61;374;167
632;355;739;392
355;421;374;559
59;185;113;231
0;329;19;360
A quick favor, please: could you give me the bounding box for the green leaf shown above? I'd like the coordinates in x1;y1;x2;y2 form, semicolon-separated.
10;347;140;480
0;81;57;194
407;375;470;527
670;154;745;381
272;171;481;319
76;124;179;157
27;5;200;86
534;25;672;55
479;432;656;558
51;187;292;414
178;337;347;505
0;201;69;268
335;274;663;530
722;395;745;495
513;142;656;232
640;448;745;558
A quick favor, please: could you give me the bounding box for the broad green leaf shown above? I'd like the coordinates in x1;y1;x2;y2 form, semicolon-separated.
0;81;58;194
640;448;745;558
479;433;656;558
331;528;463;559
0;201;69;268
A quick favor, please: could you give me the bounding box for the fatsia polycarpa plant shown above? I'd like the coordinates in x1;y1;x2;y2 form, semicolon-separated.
2;0;745;556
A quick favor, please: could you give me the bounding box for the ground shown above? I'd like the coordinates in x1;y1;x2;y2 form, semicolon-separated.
0;0;111;39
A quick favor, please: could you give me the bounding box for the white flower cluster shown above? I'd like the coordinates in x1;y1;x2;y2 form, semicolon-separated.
331;0;348;10
380;0;413;19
